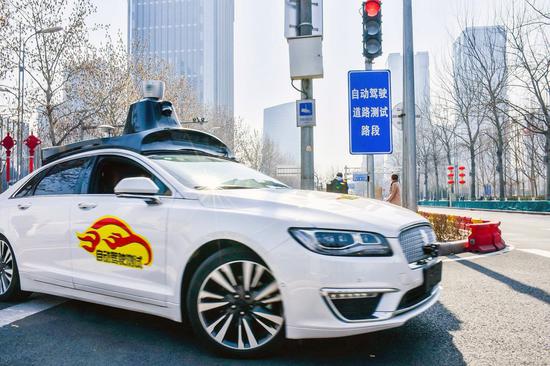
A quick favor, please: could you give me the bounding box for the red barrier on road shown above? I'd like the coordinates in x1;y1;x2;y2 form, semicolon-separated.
419;211;506;254
466;221;506;253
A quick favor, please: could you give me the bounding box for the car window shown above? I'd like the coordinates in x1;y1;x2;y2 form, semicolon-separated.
88;155;170;195
34;158;93;196
13;171;47;198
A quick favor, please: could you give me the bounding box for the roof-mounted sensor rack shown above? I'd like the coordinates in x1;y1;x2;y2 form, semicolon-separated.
41;81;233;165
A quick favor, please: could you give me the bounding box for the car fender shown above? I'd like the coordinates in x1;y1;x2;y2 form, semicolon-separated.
165;203;294;305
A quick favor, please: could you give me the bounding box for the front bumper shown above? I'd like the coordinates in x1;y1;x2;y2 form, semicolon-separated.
268;237;441;339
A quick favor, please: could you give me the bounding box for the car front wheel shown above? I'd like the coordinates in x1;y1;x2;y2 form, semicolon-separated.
0;238;30;301
187;247;284;357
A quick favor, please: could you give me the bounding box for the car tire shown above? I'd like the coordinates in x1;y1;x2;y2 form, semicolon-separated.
187;247;284;358
0;238;31;302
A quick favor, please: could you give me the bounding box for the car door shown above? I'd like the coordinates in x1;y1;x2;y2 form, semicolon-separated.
9;157;94;287
70;154;171;304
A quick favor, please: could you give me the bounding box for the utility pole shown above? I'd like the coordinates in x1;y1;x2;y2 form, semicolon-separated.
364;60;375;198
299;0;315;190
16;24;23;181
402;0;417;211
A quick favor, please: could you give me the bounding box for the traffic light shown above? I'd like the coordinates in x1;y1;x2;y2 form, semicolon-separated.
362;0;382;60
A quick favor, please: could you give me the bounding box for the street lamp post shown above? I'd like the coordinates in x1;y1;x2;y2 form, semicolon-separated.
16;25;63;180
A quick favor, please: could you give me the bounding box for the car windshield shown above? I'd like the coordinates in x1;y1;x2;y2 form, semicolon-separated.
149;154;289;190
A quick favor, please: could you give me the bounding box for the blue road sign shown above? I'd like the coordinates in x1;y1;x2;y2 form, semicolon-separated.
352;172;369;182
296;99;316;127
348;70;392;154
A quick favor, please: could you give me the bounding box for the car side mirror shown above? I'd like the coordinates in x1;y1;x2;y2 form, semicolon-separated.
114;177;161;205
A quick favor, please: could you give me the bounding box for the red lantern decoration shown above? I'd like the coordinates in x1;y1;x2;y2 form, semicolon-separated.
459;180;466;185
458;166;465;170
447;173;454;178
459;172;466;178
448;180;455;185
24;133;42;173
1;133;15;183
447;166;454;171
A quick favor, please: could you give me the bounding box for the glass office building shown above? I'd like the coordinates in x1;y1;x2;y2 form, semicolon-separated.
128;0;234;113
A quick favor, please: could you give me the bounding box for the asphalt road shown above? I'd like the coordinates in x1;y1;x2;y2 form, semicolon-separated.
1;209;549;365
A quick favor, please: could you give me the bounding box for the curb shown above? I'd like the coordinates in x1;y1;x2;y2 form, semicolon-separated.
438;239;468;256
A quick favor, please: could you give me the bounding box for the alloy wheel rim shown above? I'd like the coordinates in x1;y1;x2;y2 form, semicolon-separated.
0;240;14;295
197;260;283;350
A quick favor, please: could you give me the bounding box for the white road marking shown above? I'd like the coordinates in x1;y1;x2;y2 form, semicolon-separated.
518;249;550;259
0;296;66;328
442;245;514;262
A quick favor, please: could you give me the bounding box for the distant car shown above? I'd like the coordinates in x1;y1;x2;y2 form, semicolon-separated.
0;93;441;357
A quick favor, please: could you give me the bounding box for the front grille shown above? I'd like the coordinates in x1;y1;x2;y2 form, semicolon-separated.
329;295;382;321
398;225;436;263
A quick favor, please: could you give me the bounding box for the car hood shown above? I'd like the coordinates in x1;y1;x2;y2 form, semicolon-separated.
197;189;427;238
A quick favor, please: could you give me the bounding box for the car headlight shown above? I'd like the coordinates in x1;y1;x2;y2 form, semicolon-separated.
288;228;393;257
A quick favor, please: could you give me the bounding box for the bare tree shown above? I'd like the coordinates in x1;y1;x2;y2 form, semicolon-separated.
432;98;458;167
232;119;284;175
440;51;487;199
457;22;509;200
504;1;550;199
0;1;10;81
1;0;100;146
525;0;550;25
416;118;431;200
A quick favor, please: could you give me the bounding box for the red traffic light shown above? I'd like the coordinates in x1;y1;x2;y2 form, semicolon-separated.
364;0;381;17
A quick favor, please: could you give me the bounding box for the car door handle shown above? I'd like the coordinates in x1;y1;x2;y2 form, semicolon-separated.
17;203;31;210
78;202;97;210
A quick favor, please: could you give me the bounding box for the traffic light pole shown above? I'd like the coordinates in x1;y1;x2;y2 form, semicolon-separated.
299;0;315;190
364;59;375;198
402;0;417;211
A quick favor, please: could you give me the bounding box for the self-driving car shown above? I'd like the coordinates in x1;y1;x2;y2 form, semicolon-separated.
0;85;441;357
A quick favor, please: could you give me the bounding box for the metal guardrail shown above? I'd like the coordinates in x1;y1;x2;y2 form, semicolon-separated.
418;200;550;213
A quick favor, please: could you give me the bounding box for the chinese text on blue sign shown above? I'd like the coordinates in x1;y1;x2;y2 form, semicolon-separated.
348;70;392;154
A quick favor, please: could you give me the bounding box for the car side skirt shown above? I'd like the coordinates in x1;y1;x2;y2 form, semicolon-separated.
19;276;183;323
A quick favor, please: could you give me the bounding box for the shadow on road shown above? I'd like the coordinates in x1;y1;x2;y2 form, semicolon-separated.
0;298;465;366
274;302;465;366
455;259;550;306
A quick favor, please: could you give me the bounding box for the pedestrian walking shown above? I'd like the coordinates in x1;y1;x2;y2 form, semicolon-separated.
385;174;401;206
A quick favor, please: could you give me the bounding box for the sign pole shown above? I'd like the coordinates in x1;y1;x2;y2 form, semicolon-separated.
364;59;375;198
299;0;315;190
402;0;417;211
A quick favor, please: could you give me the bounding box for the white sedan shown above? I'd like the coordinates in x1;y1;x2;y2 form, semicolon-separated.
0;147;441;357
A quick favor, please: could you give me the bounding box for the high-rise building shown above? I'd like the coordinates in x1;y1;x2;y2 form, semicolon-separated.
386;52;430;112
263;102;300;188
128;0;234;113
